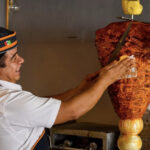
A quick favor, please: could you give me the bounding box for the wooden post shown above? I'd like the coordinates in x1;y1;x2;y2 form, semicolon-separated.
6;0;9;29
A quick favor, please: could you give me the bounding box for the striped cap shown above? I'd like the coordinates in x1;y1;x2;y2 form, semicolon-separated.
0;27;18;54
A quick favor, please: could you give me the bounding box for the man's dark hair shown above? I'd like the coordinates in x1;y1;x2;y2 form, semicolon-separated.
0;53;6;68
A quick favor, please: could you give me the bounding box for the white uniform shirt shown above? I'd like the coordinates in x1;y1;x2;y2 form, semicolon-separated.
0;80;61;150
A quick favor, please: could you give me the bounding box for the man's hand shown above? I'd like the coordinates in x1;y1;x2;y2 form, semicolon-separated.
99;57;135;85
77;57;135;92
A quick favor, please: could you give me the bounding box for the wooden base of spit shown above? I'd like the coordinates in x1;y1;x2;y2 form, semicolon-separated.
117;118;143;150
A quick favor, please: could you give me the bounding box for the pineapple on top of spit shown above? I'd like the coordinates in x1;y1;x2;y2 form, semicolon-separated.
122;0;143;15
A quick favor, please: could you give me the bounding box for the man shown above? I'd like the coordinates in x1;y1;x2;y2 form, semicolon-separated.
0;27;134;150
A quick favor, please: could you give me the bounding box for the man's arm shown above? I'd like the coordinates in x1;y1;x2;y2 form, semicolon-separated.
54;58;134;125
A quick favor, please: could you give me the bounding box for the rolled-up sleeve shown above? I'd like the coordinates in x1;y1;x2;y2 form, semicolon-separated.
5;91;61;128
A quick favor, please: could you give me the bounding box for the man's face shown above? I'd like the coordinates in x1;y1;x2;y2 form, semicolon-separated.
0;47;24;83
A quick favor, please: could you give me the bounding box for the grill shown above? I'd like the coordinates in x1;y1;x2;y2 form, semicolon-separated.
50;122;119;150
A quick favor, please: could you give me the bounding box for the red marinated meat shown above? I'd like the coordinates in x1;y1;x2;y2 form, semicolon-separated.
96;21;150;120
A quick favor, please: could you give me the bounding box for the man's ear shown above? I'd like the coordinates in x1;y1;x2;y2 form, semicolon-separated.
0;53;7;68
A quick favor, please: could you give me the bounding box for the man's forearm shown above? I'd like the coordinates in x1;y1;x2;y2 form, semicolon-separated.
67;77;109;118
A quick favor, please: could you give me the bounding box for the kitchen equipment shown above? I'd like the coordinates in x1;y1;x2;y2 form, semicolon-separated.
50;123;119;150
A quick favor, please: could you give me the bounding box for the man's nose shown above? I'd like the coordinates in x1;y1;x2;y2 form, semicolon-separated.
18;55;24;64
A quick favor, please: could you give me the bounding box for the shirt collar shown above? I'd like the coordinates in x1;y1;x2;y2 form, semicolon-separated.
0;80;22;90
